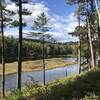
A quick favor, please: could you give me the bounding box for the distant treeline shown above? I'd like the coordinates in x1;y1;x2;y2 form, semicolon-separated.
0;37;77;62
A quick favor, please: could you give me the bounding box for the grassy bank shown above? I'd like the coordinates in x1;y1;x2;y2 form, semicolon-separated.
0;58;76;75
3;68;100;100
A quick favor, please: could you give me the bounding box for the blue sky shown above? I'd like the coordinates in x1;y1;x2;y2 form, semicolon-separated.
43;0;76;16
5;0;78;42
32;0;76;16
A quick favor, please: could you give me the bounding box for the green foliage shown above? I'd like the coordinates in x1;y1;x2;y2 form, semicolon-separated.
10;21;26;27
4;68;100;100
67;0;99;63
0;36;75;62
80;94;100;100
9;0;31;28
33;13;49;32
0;0;13;28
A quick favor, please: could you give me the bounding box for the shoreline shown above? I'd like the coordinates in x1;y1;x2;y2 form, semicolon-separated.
0;58;77;75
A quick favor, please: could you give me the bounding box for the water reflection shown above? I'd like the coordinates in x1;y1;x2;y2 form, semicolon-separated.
0;58;78;91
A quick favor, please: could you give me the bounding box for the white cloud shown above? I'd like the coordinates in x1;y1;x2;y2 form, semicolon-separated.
4;29;78;42
6;3;18;13
48;13;79;42
5;2;79;42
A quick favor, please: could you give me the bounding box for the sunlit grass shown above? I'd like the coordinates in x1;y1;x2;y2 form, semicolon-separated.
0;58;76;75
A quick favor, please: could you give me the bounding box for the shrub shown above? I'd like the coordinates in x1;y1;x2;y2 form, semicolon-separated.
80;93;100;100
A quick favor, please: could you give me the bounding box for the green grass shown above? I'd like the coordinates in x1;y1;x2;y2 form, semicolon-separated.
3;68;100;100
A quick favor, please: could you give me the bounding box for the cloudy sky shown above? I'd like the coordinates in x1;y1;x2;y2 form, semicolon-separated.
5;0;79;42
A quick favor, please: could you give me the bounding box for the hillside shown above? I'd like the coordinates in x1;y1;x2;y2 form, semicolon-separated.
0;36;77;62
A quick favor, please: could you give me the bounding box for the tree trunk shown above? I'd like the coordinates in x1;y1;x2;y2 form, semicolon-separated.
0;1;5;97
42;34;46;85
97;20;100;67
77;2;81;74
87;34;91;69
78;17;81;74
17;0;22;90
86;0;95;68
78;35;81;74
94;0;100;20
94;0;100;67
88;23;95;68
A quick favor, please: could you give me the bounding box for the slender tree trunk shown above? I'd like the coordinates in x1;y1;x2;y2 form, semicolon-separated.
86;2;91;69
17;0;22;90
42;34;46;85
0;0;5;97
87;33;91;69
86;0;95;68
77;2;81;74
78;35;81;74
93;47;96;66
95;0;100;41
94;0;100;20
88;22;95;68
78;18;81;74
97;19;100;67
94;0;100;67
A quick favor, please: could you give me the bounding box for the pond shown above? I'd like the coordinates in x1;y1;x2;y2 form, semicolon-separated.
0;58;79;91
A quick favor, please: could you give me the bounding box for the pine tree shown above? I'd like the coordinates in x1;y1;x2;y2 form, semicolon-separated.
0;0;12;96
10;0;31;90
32;13;50;85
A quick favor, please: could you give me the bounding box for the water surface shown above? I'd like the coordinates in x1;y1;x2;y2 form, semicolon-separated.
0;58;78;91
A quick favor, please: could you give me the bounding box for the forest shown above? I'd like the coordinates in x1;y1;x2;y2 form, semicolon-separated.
0;36;76;62
0;0;100;99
